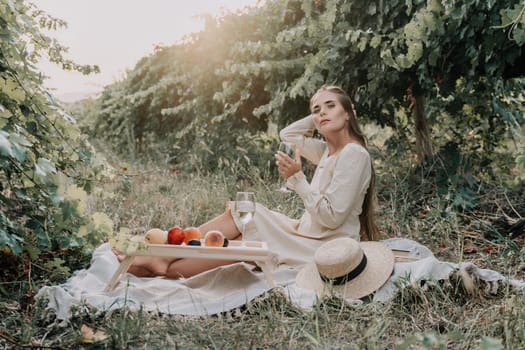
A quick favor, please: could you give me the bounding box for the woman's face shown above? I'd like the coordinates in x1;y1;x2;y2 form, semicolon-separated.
311;90;349;137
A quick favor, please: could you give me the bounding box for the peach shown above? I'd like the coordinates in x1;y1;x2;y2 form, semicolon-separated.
204;230;225;247
183;227;202;245
167;226;185;245
144;228;167;244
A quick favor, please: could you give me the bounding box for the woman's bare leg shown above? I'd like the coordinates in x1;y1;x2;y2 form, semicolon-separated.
165;257;240;279
112;207;243;278
198;208;241;240
112;247;174;277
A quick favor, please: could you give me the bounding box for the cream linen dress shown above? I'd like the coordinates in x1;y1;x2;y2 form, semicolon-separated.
231;115;372;267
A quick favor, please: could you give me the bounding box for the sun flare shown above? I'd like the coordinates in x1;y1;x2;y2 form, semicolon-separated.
31;0;261;100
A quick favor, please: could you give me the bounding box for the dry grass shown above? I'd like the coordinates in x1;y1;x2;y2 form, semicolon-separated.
4;283;524;349
1;159;524;349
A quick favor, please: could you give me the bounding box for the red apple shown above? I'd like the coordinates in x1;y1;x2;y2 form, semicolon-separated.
183;227;202;244
204;230;225;247
167;226;185;245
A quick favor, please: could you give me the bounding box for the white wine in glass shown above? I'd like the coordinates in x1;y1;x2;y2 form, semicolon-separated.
276;142;295;193
234;192;256;227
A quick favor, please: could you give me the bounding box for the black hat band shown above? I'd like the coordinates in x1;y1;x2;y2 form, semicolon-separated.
319;254;368;286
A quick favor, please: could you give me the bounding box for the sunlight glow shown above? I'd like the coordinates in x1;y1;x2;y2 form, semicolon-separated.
31;0;261;101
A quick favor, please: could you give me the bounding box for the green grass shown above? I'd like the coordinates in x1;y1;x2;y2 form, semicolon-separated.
1;157;524;349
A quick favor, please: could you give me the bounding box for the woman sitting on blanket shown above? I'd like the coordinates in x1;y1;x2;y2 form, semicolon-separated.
113;85;381;279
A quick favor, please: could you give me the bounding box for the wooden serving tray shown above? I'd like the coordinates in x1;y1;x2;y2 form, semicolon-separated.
105;240;275;292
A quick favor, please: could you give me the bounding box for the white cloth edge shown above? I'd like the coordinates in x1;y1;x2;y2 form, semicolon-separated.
36;239;525;320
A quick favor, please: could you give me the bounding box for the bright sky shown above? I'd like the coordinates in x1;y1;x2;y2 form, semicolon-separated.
31;0;260;101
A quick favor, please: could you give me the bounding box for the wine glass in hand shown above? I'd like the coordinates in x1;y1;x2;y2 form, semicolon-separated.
276;142;295;193
233;192;256;232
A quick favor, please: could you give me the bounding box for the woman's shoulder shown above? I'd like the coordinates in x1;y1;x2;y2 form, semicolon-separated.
340;142;370;159
336;144;371;175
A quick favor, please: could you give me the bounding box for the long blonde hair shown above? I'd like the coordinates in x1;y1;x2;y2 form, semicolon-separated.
310;85;380;241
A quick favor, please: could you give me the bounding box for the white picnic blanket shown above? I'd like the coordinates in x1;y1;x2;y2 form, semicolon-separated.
36;238;525;320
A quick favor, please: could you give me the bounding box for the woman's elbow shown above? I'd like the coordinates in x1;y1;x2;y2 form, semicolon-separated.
279;129;291;141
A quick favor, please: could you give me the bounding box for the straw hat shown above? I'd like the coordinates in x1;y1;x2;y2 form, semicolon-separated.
296;237;395;299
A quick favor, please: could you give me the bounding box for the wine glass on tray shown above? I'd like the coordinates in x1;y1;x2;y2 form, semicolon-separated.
233;192;256;233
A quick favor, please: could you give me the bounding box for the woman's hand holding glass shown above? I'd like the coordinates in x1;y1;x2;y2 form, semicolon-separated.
275;142;301;193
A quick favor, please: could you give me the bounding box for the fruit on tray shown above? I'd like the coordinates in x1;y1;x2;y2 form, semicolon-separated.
144;228;167;244
183;227;202;244
167;226;185;245
204;230;225;247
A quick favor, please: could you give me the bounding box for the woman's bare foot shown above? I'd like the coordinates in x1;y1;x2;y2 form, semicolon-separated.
111;247;127;263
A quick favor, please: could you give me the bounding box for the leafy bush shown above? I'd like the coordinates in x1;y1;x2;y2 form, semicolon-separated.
0;1;111;277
